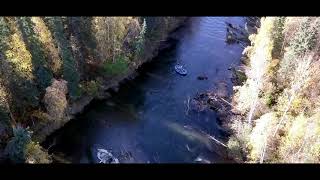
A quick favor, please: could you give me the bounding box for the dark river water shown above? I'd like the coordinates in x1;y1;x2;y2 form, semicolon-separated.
45;17;245;163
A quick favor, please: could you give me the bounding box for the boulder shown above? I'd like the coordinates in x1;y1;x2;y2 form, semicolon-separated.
197;75;208;80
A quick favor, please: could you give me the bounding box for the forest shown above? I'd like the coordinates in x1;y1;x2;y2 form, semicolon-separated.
0;16;319;164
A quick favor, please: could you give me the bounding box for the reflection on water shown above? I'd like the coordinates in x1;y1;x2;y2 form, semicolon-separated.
45;17;245;163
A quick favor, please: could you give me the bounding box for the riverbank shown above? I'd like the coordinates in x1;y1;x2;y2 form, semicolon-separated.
0;17;188;163
38;17;189;143
226;17;320;163
182;17;259;162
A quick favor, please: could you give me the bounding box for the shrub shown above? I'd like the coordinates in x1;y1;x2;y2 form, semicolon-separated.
102;54;129;76
82;80;101;96
25;141;51;164
264;92;277;108
3;125;51;164
4;126;31;163
232;69;247;85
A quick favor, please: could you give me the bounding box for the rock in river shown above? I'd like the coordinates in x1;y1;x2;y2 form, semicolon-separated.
197;75;208;80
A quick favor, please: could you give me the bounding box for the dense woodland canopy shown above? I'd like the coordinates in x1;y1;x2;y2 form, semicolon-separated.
0;17;186;163
228;17;320;163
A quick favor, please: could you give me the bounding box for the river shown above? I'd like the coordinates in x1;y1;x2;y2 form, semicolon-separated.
44;17;246;163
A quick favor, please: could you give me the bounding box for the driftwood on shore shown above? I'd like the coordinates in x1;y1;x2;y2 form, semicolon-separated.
188;79;242;126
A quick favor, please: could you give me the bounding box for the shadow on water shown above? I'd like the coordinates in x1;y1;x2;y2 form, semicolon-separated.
43;17;245;163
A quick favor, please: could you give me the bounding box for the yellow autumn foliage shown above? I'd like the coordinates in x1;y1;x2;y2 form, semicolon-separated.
4;18;34;80
31;17;62;74
229;17;320;163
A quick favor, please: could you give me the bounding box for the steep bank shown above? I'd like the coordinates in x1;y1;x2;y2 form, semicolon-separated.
227;17;320;163
0;17;187;163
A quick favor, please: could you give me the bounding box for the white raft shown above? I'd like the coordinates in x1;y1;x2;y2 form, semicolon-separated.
96;148;119;164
